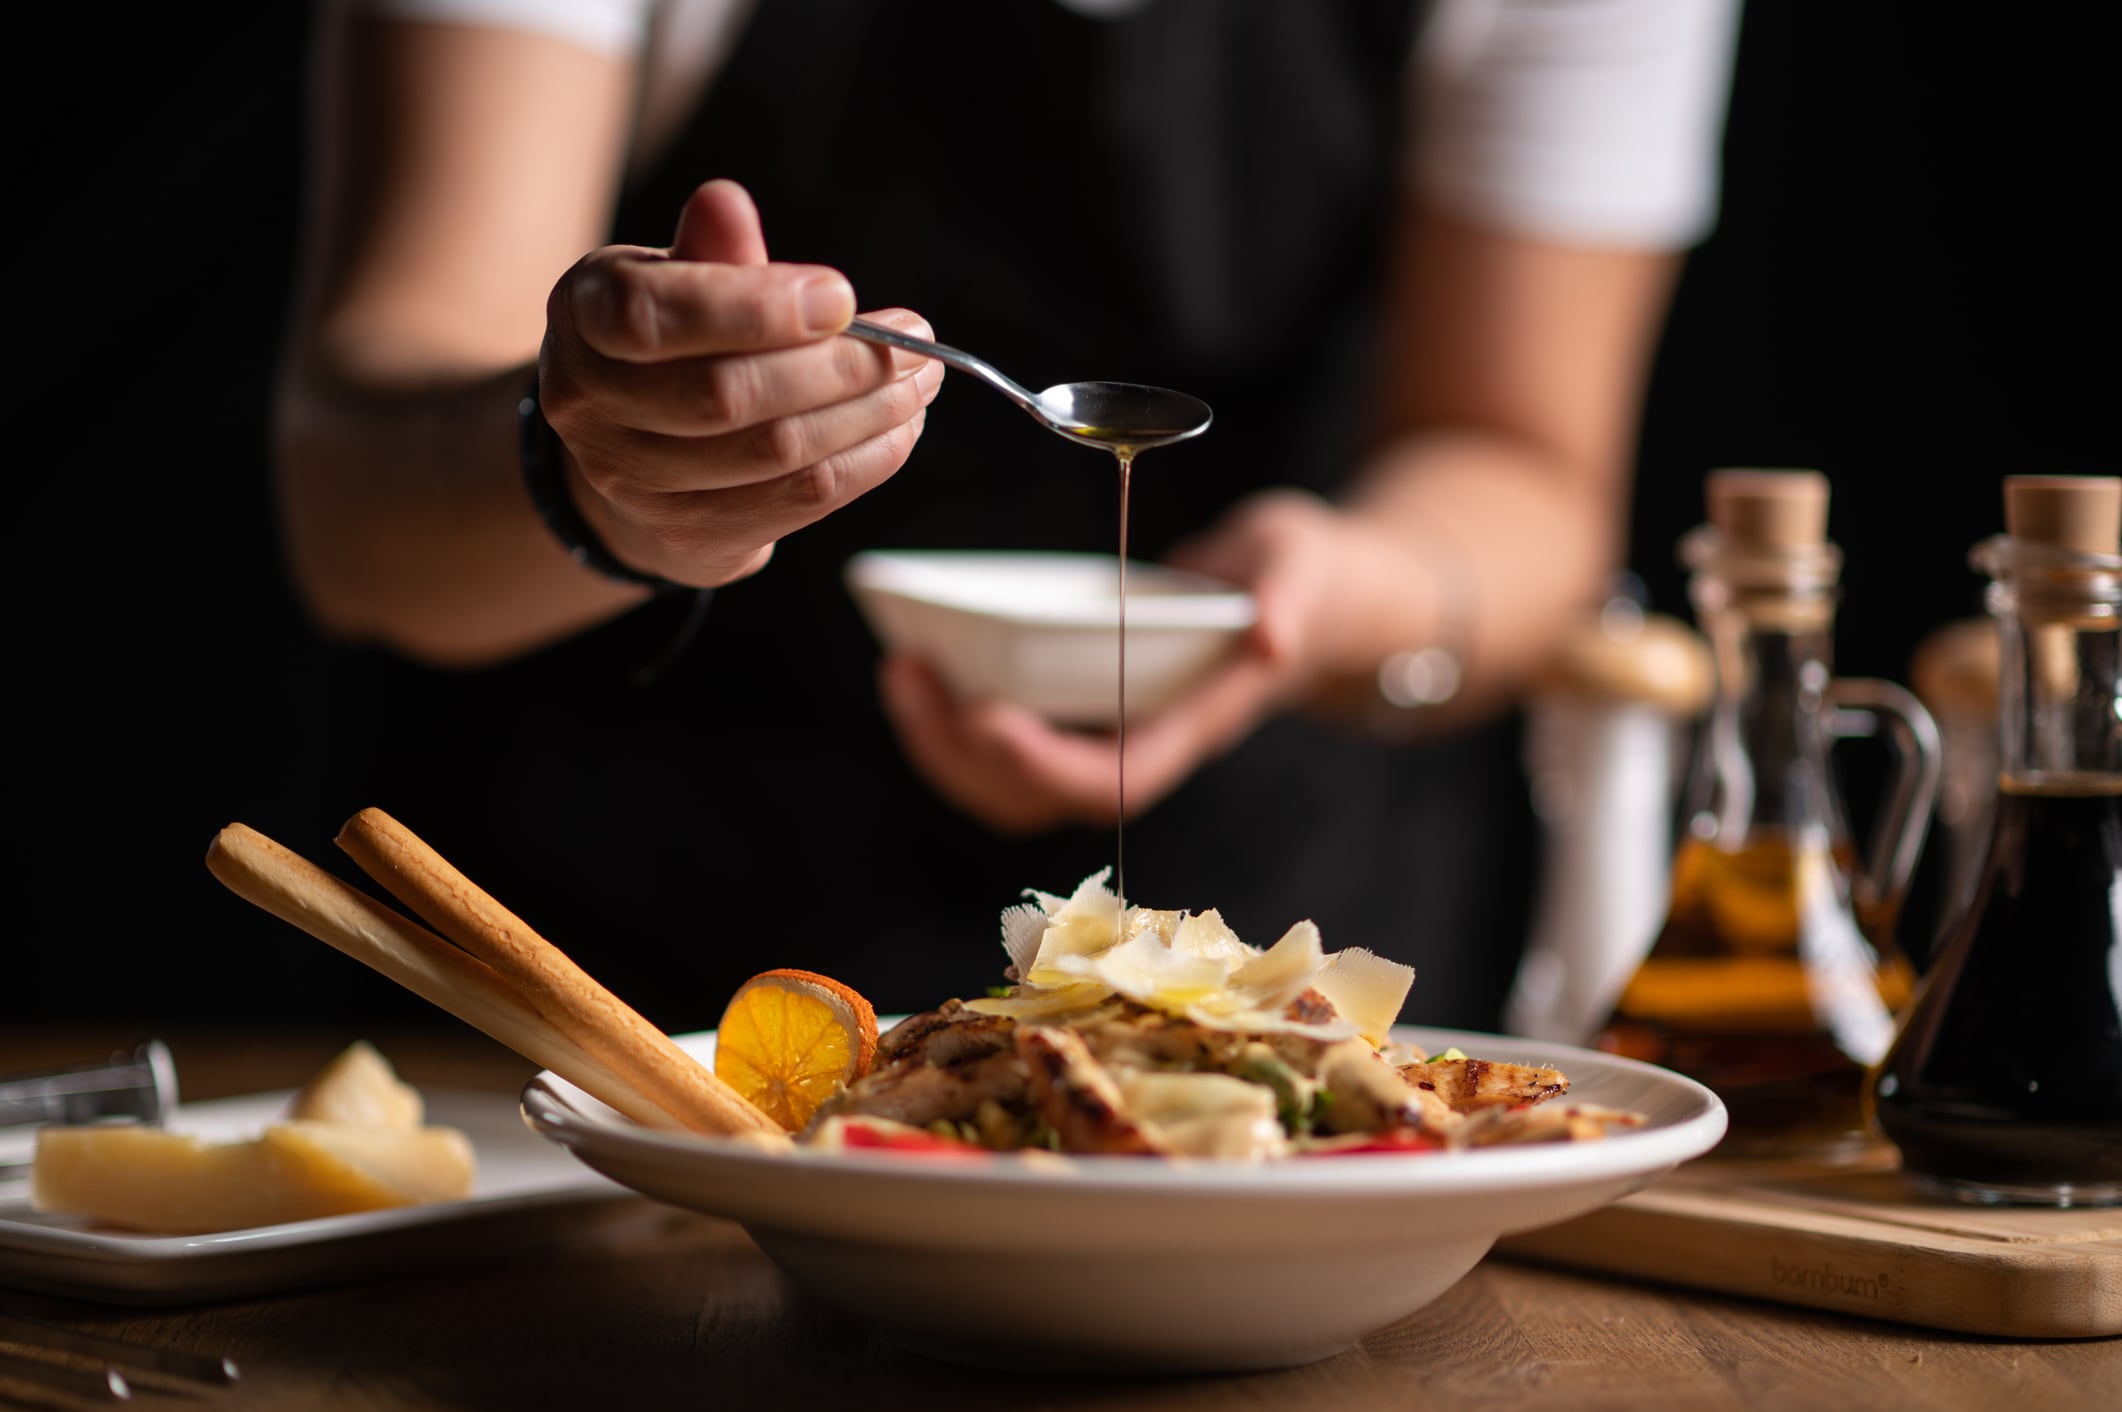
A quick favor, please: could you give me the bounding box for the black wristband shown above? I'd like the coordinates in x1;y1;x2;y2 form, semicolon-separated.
518;377;683;592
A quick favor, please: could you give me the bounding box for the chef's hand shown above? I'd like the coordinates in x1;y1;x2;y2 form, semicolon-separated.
538;179;944;587
877;491;1353;834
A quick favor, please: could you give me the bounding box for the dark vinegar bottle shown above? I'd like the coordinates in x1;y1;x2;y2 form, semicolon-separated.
1873;476;2122;1206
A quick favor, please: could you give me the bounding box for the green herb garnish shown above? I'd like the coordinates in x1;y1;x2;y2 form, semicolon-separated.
1236;1045;1315;1134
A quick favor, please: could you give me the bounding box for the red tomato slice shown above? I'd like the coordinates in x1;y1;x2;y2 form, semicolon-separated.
840;1123;993;1160
1301;1130;1445;1156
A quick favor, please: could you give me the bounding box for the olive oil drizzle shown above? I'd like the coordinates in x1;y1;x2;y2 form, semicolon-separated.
1115;450;1132;910
1064;419;1195;923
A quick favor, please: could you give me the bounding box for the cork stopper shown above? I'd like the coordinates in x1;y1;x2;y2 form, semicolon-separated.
2004;475;2122;555
1705;468;1830;549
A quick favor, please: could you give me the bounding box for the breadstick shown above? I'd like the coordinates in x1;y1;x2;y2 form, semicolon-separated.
205;823;683;1132
335;807;777;1137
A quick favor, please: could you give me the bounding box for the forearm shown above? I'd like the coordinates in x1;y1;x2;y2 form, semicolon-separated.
273;358;647;668
1297;204;1677;731
270;11;651;667
1316;430;1624;727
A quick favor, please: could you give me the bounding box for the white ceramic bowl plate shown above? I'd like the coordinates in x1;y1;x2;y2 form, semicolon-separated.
523;1027;1725;1374
843;550;1256;724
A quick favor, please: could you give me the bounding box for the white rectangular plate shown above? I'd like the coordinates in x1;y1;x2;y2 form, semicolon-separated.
0;1086;636;1304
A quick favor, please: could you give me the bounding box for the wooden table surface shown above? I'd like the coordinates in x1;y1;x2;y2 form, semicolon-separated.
3;1028;2116;1412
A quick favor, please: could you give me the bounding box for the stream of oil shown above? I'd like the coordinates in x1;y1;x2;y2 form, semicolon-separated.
1070;429;1172;922
1114;450;1133;910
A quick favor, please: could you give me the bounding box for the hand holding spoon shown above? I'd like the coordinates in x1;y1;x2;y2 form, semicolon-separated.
845;318;1212;454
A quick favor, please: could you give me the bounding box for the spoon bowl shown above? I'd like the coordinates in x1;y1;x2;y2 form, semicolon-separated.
846;319;1211;455
1031;381;1215;456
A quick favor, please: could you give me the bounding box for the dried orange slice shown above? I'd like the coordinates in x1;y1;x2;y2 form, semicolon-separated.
713;969;878;1131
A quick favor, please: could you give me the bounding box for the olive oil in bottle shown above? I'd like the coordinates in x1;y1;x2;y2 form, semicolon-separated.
1597;470;1940;1161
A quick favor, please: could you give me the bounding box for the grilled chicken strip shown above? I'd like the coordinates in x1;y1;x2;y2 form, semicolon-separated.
1456;1101;1646;1145
1281;988;1339;1027
1398;1057;1569;1114
1076;1007;1245;1072
1290;1036;1462;1138
807;1048;1027;1132
1018;1026;1159;1155
874;1002;1018;1069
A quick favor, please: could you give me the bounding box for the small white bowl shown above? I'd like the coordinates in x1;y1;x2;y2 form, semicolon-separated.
522;1027;1726;1375
844;550;1256;725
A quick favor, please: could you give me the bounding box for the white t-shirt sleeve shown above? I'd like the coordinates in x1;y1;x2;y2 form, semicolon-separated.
1410;0;1745;249
359;0;655;55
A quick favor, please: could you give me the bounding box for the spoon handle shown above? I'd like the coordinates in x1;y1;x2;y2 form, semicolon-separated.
844;318;1041;415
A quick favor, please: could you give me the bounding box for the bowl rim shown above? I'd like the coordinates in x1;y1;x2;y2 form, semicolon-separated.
521;1024;1728;1197
844;549;1258;631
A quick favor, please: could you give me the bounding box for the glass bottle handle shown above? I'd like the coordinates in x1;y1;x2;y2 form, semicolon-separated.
1822;677;1944;917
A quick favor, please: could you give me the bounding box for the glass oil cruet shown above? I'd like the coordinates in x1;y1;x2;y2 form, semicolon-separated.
1872;474;2122;1206
1596;469;1942;1161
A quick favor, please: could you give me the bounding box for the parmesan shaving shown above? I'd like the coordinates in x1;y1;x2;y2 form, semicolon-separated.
1225;920;1323;1012
1000;901;1047;976
963;982;1116;1020
972;872;1410;1042
1312;948;1417;1045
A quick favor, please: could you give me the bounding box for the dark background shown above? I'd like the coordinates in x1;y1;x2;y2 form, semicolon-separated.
8;4;2115;1032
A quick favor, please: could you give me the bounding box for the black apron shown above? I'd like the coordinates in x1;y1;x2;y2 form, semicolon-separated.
356;0;1537;1031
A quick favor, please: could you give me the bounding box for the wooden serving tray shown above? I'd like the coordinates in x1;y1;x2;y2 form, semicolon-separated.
1493;1148;2121;1338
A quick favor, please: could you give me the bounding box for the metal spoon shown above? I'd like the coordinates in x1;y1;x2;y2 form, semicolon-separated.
846;318;1212;455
